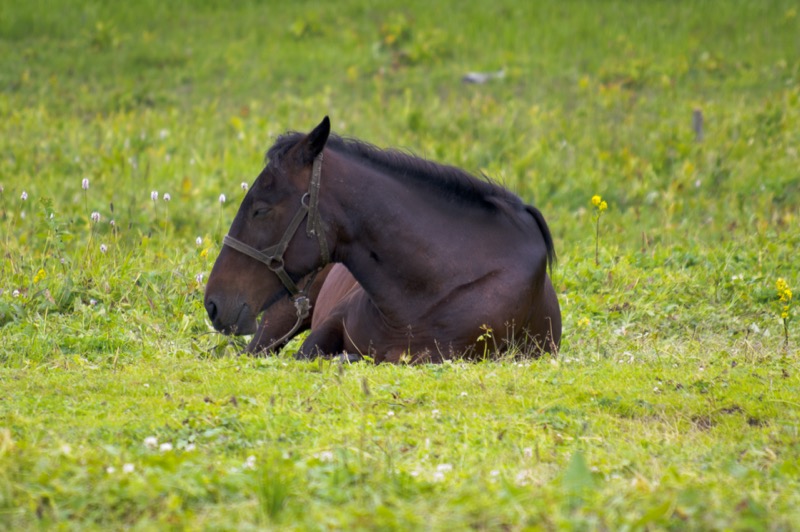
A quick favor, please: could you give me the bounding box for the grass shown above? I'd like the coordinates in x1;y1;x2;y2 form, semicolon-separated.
1;0;799;528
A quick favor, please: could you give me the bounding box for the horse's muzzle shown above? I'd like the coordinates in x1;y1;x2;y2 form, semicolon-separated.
205;297;257;335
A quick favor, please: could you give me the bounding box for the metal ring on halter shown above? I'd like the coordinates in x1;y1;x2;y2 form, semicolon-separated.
267;256;284;272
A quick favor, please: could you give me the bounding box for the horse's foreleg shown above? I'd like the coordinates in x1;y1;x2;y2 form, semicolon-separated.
296;317;345;359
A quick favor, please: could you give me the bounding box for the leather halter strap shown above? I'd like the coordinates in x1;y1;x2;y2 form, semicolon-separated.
222;152;329;298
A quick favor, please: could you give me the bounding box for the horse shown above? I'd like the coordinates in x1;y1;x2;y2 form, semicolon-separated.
245;264;358;354
204;117;561;363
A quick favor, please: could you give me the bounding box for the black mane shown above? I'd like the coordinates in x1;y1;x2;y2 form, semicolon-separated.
266;131;555;268
268;132;522;208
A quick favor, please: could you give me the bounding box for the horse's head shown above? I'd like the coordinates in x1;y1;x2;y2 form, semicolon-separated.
204;117;332;335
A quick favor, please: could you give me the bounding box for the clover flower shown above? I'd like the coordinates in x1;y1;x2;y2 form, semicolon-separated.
591;194;608;212
91;211;100;223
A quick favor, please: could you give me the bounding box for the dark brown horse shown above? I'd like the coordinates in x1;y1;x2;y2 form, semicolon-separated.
204;117;561;363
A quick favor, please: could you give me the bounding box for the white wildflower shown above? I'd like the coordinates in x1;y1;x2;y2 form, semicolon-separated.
159;442;173;452
150;191;158;202
20;191;28;201
523;447;533;459
317;450;334;462
218;193;226;204
241;182;249;191
196;236;203;246
122;463;134;473
144;436;158;449
82;178;89;190
91;211;100;223
163;193;171;202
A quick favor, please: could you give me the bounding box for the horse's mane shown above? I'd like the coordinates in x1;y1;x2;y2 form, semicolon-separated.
266;132;555;268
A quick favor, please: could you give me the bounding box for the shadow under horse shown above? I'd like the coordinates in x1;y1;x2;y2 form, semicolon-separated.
205;117;561;363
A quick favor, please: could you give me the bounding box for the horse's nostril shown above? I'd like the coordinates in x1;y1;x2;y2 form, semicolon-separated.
205;299;218;321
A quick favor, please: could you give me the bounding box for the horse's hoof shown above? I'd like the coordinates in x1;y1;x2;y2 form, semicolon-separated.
336;353;362;363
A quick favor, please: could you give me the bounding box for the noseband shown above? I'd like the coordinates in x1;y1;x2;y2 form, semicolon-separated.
221;153;330;350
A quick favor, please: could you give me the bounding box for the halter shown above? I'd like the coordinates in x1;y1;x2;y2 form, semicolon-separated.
222;152;330;351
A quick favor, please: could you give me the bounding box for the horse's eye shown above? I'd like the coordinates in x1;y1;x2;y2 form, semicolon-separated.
252;207;269;219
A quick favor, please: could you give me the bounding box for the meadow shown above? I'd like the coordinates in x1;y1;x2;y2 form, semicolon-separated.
1;0;799;528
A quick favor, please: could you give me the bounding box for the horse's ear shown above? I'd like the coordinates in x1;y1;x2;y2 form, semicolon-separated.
301;116;330;163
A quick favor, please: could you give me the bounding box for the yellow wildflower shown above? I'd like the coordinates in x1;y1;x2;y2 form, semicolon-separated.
599;200;608;212
591;195;602;207
33;268;46;284
776;278;792;302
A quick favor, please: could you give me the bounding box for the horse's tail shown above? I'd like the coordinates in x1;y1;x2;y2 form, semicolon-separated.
525;205;556;273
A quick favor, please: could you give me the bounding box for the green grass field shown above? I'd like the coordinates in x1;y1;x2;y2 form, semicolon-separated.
2;0;799;529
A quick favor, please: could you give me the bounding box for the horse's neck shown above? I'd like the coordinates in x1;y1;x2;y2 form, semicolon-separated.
327;158;512;317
